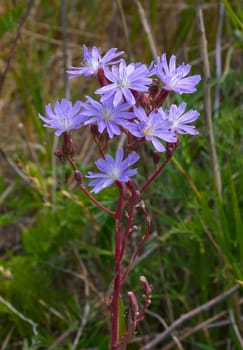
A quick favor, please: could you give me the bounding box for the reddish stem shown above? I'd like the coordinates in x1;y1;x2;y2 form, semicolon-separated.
110;182;124;349
77;180;116;217
154;89;170;107
67;156;116;217
97;67;110;86
140;141;179;194
121;203;151;283
140;157;171;194
119;204;134;263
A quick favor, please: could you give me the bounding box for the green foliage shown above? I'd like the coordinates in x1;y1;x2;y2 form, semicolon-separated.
222;0;243;31
0;3;25;37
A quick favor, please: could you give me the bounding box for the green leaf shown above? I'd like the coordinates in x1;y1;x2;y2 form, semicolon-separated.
0;4;25;37
118;295;127;341
222;0;243;30
228;164;243;261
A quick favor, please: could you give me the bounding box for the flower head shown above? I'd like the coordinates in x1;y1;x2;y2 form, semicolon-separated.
67;45;124;78
86;148;140;193
160;102;200;135
155;54;201;94
38;99;83;136
79;96;134;139
95;59;152;106
127;107;177;152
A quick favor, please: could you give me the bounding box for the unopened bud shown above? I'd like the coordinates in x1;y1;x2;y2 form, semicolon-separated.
155;88;170;107
54;149;63;159
128;291;139;315
129;225;138;233
132;190;140;202
166;138;179;158
126;181;140;202
97;67;109;86
152;151;160;165
140;276;152;296
123;185;133;201
149;79;159;98
127;180;136;192
91;124;99;136
139;93;149;106
74;170;83;184
62;132;75;158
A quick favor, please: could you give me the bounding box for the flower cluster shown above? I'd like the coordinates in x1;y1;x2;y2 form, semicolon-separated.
38;45;201;193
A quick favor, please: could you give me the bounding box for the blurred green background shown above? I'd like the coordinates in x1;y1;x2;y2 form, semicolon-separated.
0;0;243;349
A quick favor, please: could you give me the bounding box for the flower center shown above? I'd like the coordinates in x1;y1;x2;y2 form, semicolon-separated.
117;76;130;89
59;118;70;130
167;67;184;88
109;166;121;181
102;107;114;122
143;125;154;137
86;57;100;71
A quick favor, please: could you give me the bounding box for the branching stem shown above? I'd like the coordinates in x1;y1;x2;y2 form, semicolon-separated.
67;155;116;217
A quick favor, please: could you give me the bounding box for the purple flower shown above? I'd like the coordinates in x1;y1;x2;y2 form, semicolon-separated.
95;59;152;106
38;99;83;136
126;107;177;152
160;102;200;135
86;148;140;193
155;54;201;94
67;45;124;78
79;96;134;139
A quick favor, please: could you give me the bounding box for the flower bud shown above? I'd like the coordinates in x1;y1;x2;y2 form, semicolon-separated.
132;190;140;202
166;138;179;158
129;225;138;233
140;276;152;296
126;181;140;202
97;67;109;86
122;184;133;201
62;132;75;159
74;170;83;184
54;149;63;159
128;291;139;316
90;124;99;137
149;79;159;98
152;151;160;165
155;88;170;107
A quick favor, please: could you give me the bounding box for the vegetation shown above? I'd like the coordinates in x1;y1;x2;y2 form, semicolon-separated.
0;0;242;349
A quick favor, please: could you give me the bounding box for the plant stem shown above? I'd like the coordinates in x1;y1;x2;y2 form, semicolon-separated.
67;156;116;217
140;143;178;194
119;204;134;262
121;203;151;283
110;182;124;349
76;180;116;217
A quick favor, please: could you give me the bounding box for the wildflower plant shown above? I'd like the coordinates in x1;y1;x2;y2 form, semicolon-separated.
38;45;201;349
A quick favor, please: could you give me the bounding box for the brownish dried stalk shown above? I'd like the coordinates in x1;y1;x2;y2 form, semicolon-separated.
195;0;222;200
133;0;158;60
214;2;224;118
116;0;133;59
196;0;243;337
1;326;15;350
140;284;240;349
229;309;243;347
145;309;185;350
162;311;226;350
